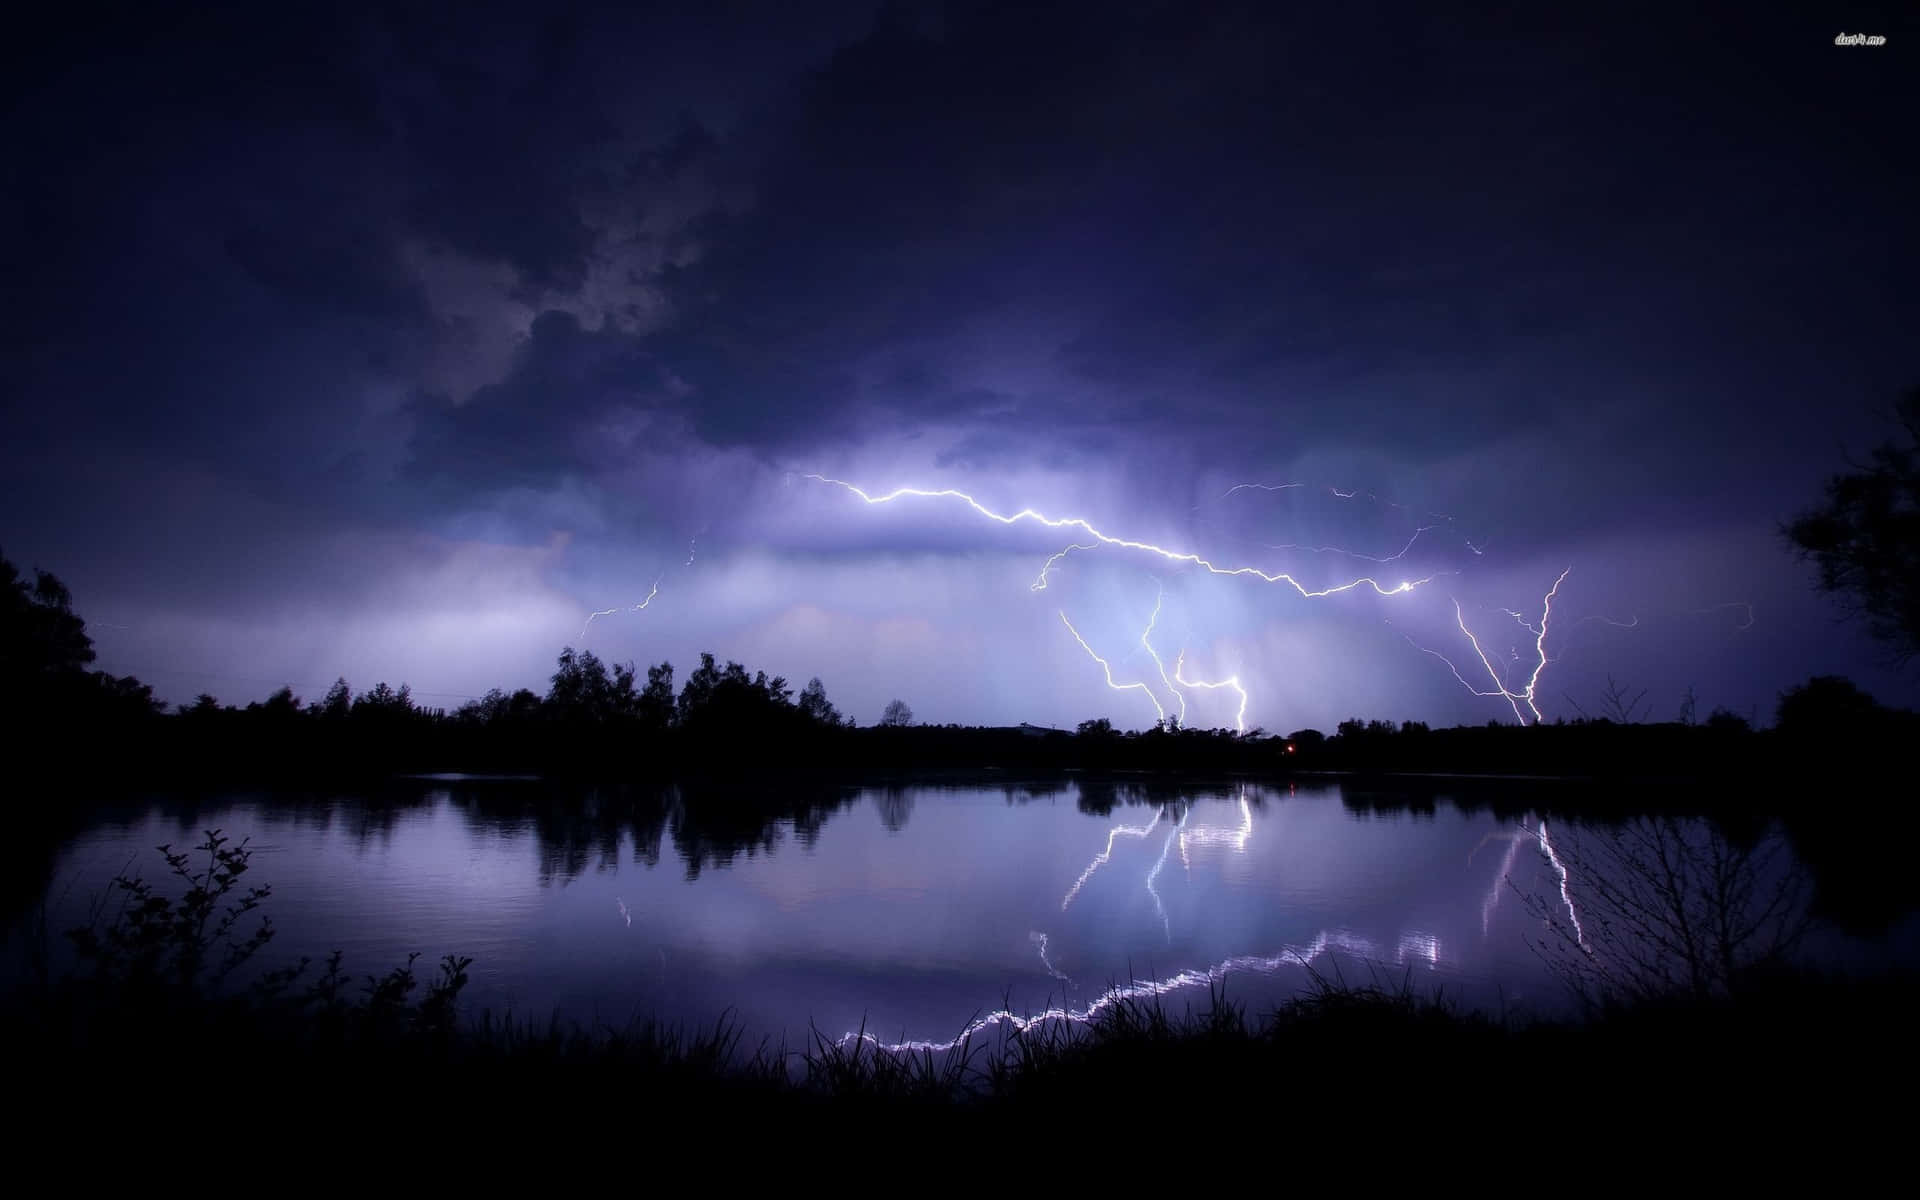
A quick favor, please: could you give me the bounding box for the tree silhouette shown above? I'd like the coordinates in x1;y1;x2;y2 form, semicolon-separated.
316;677;351;720
352;681;415;720
640;662;675;731
873;785;913;832
1784;387;1920;665
455;688;507;724
880;699;914;727
673;651;801;741
1595;675;1650;724
610;660;641;719
455;686;544;728
1774;675;1888;744
1;551;160;722
797;677;840;727
548;647;619;723
677;652;722;725
1704;707;1751;734
249;686;302;726
0;553;95;679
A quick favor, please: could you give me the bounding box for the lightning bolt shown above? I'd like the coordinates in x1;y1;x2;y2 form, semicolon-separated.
1177;792;1256;875
1065;796;1254;919
1059;610;1166;725
1178;794;1255;858
580;608;617;638
1535;819;1586;949
809;473;1477;734
1172;649;1249;734
1219;482;1307;499
1061;810;1165;910
1115;585;1252;733
1143;813;1186;941
851;791;1446;1056
1471;817;1587;947
1138;587;1186;725
834;927;1442;1056
809;473;1650;737
1405;568;1570;725
1472;829;1528;936
1031;543;1100;592
1053;585;1254;734
1030;931;1071;984
1069;592;1253;733
580;526;708;640
580;576;660;641
807;475;1438;600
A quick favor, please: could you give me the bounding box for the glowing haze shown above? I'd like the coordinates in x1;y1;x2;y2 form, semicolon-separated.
4;2;1916;731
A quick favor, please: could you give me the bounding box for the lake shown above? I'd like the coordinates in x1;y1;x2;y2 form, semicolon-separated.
13;774;1910;1050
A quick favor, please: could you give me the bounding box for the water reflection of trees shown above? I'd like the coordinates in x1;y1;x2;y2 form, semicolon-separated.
1519;815;1813;1008
23;777;1903;955
7;776;1301;922
20;781;872;895
1347;787;1901;937
1072;777;1252;816
432;779;868;883
872;787;913;833
1000;780;1075;806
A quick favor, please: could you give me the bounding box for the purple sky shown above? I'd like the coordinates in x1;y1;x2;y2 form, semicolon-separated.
4;1;1917;732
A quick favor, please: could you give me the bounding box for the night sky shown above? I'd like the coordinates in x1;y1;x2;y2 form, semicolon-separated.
5;1;1915;733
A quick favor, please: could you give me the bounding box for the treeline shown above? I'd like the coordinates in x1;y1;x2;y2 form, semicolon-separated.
1297;677;1920;778
144;653;1299;777
167;647;874;775
7;551;1918;785
120;653;1920;784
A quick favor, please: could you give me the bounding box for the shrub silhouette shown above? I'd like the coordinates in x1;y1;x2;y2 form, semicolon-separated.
57;830;475;1049
66;828;275;994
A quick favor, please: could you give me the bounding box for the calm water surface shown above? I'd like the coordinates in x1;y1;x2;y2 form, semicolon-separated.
19;775;1899;1047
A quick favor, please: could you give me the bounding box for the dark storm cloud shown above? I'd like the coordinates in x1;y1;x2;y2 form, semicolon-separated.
14;0;1910;527
394;0;1920;529
3;1;876;467
4;0;1918;720
410;311;664;493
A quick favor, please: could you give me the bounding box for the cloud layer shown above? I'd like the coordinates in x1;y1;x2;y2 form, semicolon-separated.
5;1;1916;729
